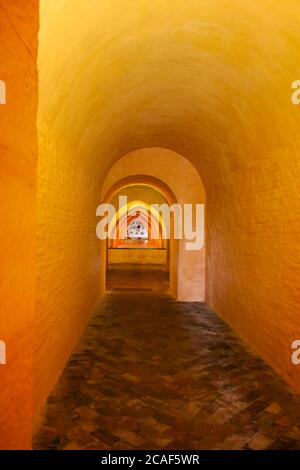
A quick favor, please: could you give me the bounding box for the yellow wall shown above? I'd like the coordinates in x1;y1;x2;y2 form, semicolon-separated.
206;147;300;390
35;126;101;418
108;249;167;265
0;0;38;449
0;0;300;450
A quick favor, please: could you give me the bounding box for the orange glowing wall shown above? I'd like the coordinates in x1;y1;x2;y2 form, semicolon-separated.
206;146;300;391
0;0;38;449
34;128;102;418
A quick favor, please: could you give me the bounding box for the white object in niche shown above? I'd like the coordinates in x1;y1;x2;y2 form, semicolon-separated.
0;340;6;364
0;80;6;104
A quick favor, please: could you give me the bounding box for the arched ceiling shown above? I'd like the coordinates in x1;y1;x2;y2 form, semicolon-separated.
38;0;300;190
110;185;167;207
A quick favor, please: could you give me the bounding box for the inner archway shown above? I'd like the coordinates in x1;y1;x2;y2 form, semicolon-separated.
106;194;170;293
101;149;206;302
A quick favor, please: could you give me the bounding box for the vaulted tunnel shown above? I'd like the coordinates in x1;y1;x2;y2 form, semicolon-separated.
1;0;300;449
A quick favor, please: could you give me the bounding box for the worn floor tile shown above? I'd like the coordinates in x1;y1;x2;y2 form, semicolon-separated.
34;279;300;450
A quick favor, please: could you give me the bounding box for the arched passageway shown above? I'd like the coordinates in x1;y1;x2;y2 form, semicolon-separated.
100;160;205;301
105;189;171;294
1;0;300;450
101;150;206;301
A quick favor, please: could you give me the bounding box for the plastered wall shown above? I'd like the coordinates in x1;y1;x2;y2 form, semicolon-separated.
108;249;167;265
0;0;38;449
206;144;300;391
35;125;102;419
0;0;299;451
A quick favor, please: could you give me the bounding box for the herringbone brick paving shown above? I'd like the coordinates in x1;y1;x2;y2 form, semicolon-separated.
34;289;300;450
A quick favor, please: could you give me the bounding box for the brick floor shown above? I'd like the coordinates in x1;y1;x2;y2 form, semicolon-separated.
34;289;300;450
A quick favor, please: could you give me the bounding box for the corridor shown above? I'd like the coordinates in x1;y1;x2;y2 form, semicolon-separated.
34;291;300;450
2;0;300;451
